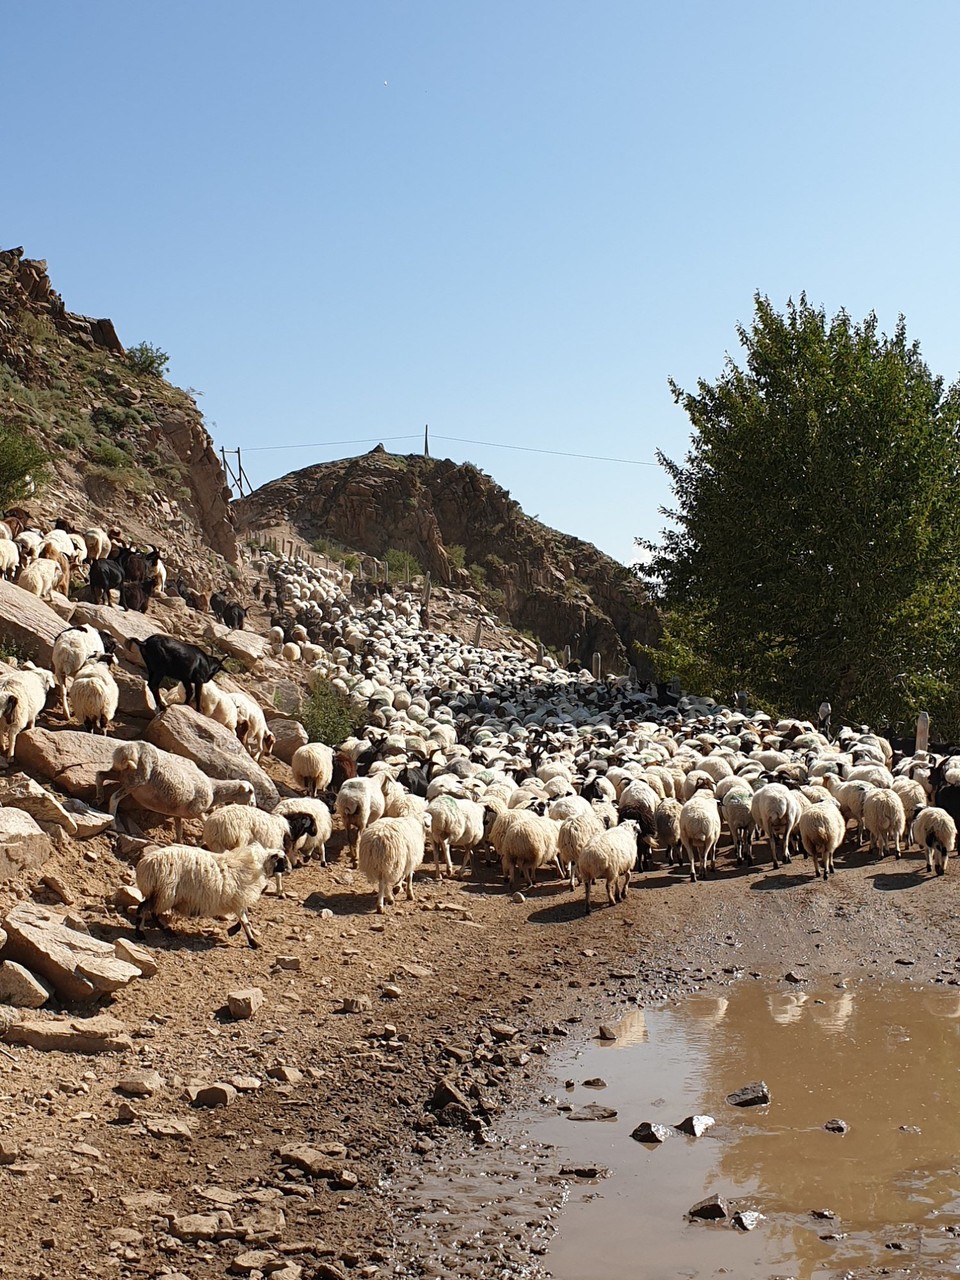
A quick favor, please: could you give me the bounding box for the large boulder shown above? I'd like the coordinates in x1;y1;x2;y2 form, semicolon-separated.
205;622;267;670
5;1013;132;1053
1;902;141;1002
0;579;73;665
68;604;159;659
0;808;54;880
145;705;278;810
15;729;119;802
267;717;309;766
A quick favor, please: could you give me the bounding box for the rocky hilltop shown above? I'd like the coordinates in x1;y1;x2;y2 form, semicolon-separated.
235;447;660;671
0;246;236;570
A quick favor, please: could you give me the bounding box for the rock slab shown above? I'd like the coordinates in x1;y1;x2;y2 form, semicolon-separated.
146;705;278;810
15;729;119;802
726;1081;771;1107
0;579;70;664
2;901;141;1001
0;808;54;881
5;1013;132;1053
0;960;52;1008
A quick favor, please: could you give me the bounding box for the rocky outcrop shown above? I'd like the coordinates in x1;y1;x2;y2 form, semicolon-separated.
0;809;54;881
145;705;279;809
235;451;660;671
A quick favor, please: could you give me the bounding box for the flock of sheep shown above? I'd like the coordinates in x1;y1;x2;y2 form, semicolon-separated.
1;515;957;948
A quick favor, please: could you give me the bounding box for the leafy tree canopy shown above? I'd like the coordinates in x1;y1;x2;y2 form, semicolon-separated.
640;293;960;735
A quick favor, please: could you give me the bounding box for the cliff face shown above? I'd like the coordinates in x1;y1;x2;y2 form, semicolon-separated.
0;247;236;566
234;448;660;672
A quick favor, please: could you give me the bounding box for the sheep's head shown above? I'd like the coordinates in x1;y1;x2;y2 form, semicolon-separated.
235;782;256;807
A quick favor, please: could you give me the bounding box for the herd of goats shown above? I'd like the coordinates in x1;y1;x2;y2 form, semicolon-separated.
0;512;957;944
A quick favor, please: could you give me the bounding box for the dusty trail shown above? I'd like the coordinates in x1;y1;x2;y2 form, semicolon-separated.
0;836;954;1280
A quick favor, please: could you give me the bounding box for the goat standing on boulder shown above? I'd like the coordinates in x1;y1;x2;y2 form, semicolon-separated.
129;634;225;713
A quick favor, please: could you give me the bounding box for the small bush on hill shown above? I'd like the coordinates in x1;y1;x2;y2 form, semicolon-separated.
385;547;422;582
0;425;48;509
126;342;170;378
300;680;362;745
447;544;466;569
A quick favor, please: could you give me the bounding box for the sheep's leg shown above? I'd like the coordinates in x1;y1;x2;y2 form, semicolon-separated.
174;816;184;843
317;841;327;867
618;871;630;902
134;898;149;939
405;870;415;901
236;911;258;948
894;834;901;860
433;840;445;881
584;878;592;915
106;780;136;818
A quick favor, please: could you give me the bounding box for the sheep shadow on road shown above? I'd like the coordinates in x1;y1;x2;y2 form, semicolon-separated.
749;871;816;891
870;869;929;891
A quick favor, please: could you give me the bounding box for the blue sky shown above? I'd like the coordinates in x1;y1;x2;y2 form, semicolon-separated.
4;2;960;564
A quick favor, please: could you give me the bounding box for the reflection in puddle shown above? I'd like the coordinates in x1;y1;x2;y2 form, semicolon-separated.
540;979;960;1279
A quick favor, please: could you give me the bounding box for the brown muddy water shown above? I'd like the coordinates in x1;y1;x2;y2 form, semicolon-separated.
399;979;960;1279
538;979;960;1279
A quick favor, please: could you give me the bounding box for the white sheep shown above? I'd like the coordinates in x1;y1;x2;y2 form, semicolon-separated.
910;805;957;875
798;799;846;880
83;527;112;561
486;801;559;889
15;530;41;562
0;540;19;581
336;773;390;864
291;742;334;795
52;624;106;718
69;655;119;734
17;558;61;600
96;740;256;841
165;680;238;732
0;665;55;760
750;783;803;870
680;791;723;881
274;797;334;865
862;787;906;860
719;787;755;864
358;798;428;912
579;821;640;913
135;841;287;947
557;808;604;889
426;794;485;878
654;796;683;866
201;802;318;882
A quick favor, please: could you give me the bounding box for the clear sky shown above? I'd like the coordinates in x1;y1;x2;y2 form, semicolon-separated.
4;2;959;564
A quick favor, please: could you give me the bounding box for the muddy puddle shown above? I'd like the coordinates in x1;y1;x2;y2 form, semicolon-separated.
538;979;960;1279
397;979;960;1279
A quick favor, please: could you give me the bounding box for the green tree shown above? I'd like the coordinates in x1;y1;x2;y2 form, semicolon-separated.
126;341;169;378
641;294;960;733
0;424;48;509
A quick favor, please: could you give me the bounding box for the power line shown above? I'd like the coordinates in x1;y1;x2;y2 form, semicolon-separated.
241;431;657;467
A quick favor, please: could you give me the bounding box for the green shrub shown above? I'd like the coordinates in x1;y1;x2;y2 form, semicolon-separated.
126;342;170;378
0;425;48;509
90;441;131;469
343;554;360;573
86;463;153;495
447;544;466;569
300;680;363;746
385;547;422;582
468;562;486;590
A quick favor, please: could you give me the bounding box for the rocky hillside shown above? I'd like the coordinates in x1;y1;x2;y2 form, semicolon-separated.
235;447;660;671
0;247;236;572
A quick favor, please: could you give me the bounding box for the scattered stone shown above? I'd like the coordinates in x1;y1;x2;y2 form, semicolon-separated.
824;1118;849;1134
0;579;67;665
0;1139;20;1165
170;1212;228;1242
488;1021;518;1042
211;626;267;670
60;797;114;838
231;1250;279;1274
568;1104;618;1122
113;937;158;977
597;1024;617;1041
0;960;52;1008
113;884;143;911
333;1169;359;1190
733;1210;766;1231
811;1209;836;1219
230;1075;263;1092
559;1164;609;1180
400;962;434;979
726;1081;770;1107
227;988;264;1019
341;995;372;1014
14;728;119;802
144;1117;193;1140
510;891;525;903
784;971;806;983
689;1194;730;1220
631;1121;681;1143
118;1070;163;1097
275;955;300;971
5;1013;131;1054
582;1077;607;1089
381;982;402;999
431;1078;473;1112
279;1144;343;1178
677;1114;715;1137
267;1064;302;1084
189;1081;238;1109
900;1125;922;1134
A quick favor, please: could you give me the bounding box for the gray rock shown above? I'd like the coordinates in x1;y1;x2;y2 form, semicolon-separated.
170;1212;231;1241
824;1118;849;1134
209;625;267;670
726;1081;770;1107
146;704;278;810
60;798;114;838
118;1070;163;1097
689;1194;730;1220
279;1143;344;1178
0;579;69;664
0;960;52;1008
0;776;78;834
677;1114;715;1137
189;1081;238;1109
113;938;158;976
632;1121;680;1143
568;1104;618;1122
733;1210;765;1230
341;995;372;1013
597;1024;617;1041
14;729;119;802
144;1117;193;1140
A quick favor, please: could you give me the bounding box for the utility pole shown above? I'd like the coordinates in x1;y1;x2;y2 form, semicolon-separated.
424;423;430;457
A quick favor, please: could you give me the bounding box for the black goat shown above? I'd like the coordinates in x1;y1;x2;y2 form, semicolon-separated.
120;579;155;613
88;558;124;605
129;634;225;713
221;601;247;630
210;591;229;622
